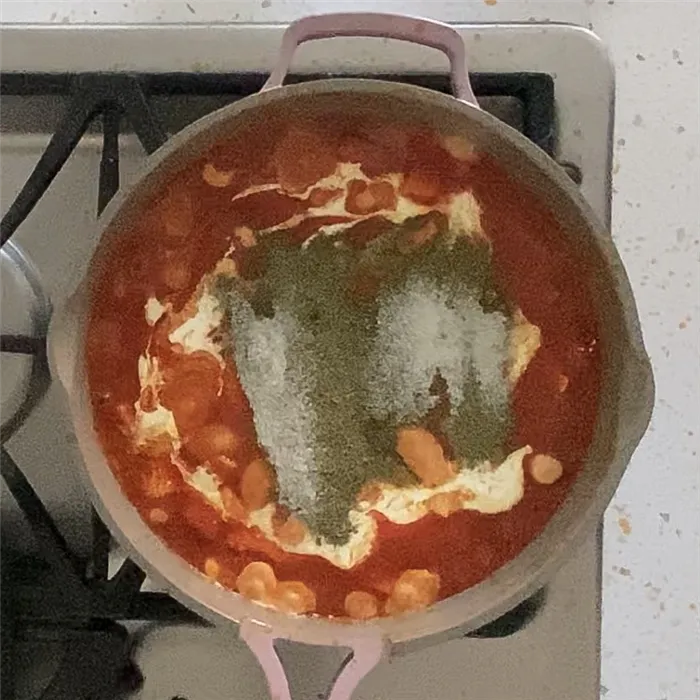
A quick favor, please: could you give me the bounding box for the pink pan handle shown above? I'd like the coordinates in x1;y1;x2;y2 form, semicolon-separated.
262;12;479;107
240;618;387;700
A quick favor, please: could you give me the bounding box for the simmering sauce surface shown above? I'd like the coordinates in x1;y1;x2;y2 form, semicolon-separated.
85;102;600;619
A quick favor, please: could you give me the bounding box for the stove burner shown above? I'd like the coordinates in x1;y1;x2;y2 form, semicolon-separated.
0;241;52;441
0;70;558;698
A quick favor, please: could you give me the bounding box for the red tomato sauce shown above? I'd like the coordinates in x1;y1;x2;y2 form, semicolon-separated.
85;111;601;618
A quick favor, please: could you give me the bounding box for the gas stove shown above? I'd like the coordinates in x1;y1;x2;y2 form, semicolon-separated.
0;21;613;700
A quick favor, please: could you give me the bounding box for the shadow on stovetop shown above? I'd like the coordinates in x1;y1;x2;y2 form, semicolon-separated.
1;543;547;700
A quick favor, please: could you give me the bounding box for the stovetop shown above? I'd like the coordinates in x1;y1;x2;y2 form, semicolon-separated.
0;22;613;700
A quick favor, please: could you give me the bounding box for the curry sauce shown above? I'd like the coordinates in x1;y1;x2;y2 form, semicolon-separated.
85;111;601;619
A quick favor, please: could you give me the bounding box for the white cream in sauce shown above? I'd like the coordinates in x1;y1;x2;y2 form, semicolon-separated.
133;352;180;446
132;165;542;569
180;446;531;570
232;162;485;239
168;291;223;359
144;297;167;326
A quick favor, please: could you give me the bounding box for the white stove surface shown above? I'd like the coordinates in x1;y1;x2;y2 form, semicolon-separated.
0;22;613;700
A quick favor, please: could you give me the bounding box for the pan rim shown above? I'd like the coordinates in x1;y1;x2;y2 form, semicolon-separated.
49;77;654;650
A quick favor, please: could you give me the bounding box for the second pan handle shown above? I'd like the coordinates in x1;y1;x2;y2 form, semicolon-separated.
240;618;387;700
262;12;480;107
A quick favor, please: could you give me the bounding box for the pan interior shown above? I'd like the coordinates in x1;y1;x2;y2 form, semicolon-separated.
59;81;653;645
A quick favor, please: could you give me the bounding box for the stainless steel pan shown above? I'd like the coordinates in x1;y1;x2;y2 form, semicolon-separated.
49;13;654;700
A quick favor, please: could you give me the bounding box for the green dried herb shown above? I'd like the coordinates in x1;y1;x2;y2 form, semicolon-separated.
215;221;513;544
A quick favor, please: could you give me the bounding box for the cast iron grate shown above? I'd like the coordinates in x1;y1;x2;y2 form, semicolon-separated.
0;71;555;699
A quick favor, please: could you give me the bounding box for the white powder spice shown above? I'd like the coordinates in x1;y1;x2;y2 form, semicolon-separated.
366;273;510;425
230;302;321;516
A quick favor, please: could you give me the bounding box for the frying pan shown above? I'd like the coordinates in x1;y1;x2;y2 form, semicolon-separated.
49;13;654;700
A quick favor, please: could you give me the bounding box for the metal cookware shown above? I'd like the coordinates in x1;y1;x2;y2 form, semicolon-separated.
49;13;654;699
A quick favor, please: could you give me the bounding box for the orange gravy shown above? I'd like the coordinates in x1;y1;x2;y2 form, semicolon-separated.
85;113;600;618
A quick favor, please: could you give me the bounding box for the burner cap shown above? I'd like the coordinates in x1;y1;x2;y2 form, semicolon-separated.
1;241;52;435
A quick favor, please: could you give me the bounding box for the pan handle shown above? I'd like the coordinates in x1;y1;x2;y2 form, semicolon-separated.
240;618;387;700
262;13;479;107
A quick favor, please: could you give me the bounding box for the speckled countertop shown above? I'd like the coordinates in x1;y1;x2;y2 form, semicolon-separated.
1;1;698;699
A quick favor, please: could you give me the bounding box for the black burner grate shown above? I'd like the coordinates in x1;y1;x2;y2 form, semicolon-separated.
0;71;555;700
